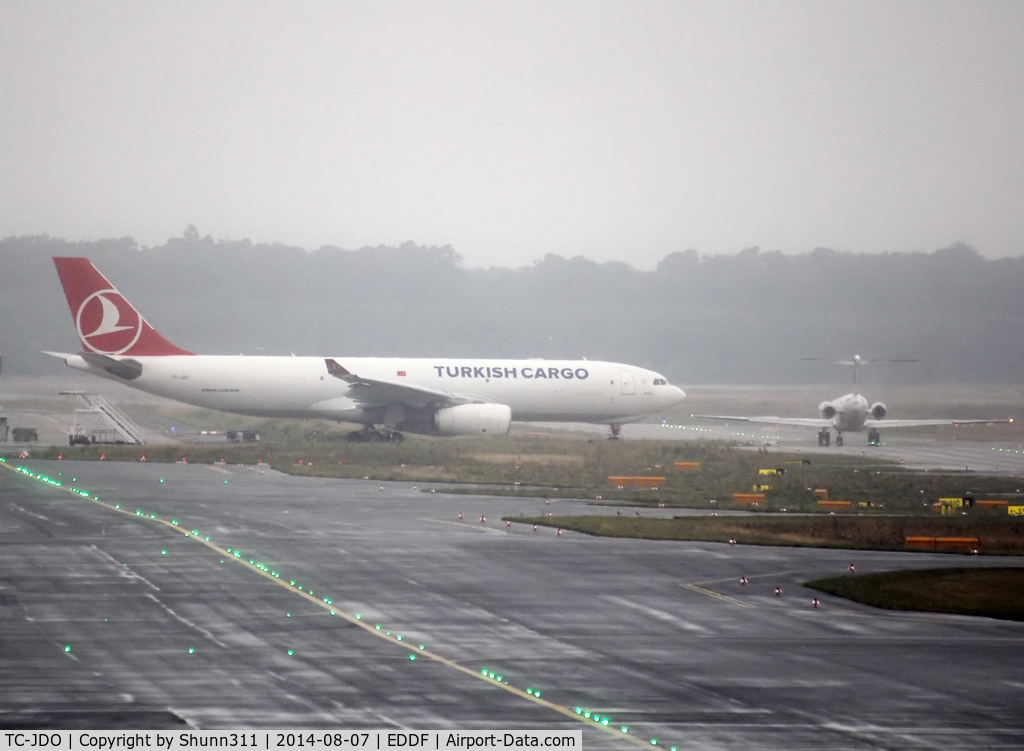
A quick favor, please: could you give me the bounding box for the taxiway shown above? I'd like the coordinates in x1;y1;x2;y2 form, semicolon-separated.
1;459;1023;748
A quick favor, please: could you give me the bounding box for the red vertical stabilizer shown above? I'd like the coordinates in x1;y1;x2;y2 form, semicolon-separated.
53;257;194;356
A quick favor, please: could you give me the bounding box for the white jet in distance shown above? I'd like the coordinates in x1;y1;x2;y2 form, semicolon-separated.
695;356;1010;446
48;257;686;441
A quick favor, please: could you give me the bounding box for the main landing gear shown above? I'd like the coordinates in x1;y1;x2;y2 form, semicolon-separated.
608;424;622;440
817;429;844;446
867;429;881;446
346;425;405;443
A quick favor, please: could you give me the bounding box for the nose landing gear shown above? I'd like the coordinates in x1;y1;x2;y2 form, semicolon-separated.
608;424;622;440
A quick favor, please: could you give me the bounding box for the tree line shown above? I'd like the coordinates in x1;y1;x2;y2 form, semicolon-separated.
1;230;1021;385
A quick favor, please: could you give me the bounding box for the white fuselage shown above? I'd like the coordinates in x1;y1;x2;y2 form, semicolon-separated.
826;393;870;433
63;354;686;427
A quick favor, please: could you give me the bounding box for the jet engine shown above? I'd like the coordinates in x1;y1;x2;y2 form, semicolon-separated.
818;401;837;420
870;402;887;420
434;403;512;436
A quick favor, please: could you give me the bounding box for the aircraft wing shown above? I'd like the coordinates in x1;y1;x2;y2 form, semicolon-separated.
325;359;484;410
865;418;1013;429
693;414;832;428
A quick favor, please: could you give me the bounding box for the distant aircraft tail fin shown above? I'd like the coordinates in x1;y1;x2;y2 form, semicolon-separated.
52;257;194;356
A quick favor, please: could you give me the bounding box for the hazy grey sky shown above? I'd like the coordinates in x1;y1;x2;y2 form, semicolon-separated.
1;1;1022;268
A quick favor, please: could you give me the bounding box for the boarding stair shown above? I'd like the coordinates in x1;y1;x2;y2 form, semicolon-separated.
60;391;146;445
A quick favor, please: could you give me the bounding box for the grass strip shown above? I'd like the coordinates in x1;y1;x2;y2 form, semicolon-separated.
511;515;1024;554
806;567;1024;621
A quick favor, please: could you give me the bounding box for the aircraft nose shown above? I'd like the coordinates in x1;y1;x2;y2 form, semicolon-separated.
670;386;686;404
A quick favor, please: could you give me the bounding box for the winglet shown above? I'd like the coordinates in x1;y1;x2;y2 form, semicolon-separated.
325;358;351;379
325;358;365;384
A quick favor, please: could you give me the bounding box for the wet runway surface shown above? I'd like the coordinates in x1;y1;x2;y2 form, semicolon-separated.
2;458;1024;748
619;421;1024;476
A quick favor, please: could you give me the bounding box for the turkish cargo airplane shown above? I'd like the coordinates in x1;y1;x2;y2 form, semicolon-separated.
47;257;686;440
695;356;1010;446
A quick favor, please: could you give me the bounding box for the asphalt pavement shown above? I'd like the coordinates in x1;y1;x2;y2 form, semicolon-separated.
1;458;1023;749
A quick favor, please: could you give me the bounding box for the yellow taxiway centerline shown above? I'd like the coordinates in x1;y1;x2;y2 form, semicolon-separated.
421;517;509;535
679;583;755;608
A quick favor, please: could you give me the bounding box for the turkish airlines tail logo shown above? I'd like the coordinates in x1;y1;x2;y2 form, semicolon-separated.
53;258;194;356
76;290;143;354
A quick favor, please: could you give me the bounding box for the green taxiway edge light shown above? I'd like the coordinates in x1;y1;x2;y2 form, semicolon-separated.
188;648;194;654
409;655;416;661
161;550;166;555
621;728;628;734
64;646;71;653
287;650;293;656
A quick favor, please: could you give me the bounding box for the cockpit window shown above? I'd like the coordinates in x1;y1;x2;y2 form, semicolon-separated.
653;378;667;385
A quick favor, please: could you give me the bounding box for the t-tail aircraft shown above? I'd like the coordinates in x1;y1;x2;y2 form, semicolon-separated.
47;257;686;441
695;355;1010;446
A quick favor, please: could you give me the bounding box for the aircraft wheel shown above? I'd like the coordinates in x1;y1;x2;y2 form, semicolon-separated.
390;431;405;443
836;434;844;447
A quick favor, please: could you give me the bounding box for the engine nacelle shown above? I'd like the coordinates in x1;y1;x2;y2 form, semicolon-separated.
818;401;837;420
870;402;887;420
433;403;512;436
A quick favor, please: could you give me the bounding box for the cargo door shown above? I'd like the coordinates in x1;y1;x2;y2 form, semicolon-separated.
620;370;635;395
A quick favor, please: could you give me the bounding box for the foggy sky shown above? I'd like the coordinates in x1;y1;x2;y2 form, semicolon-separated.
1;1;1022;269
